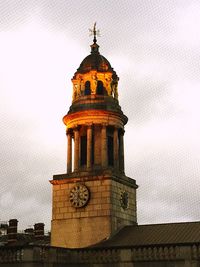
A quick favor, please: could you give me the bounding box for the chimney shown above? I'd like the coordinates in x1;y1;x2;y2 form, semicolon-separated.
34;223;44;240
7;219;18;244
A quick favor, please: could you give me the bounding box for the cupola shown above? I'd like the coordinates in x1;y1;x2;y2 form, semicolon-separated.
71;27;119;102
63;23;128;174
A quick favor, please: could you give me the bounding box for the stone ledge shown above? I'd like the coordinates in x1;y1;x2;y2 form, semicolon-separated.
51;170;138;189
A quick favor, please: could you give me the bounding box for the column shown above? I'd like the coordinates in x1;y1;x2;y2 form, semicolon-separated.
87;125;92;169
101;124;108;168
119;130;125;173
67;129;72;173
113;127;119;170
74;128;80;172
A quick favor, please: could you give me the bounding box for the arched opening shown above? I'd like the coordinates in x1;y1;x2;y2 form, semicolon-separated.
80;135;87;166
84;81;91;95
107;135;114;166
96;81;104;95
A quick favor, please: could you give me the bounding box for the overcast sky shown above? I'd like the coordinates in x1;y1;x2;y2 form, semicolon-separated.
0;0;200;231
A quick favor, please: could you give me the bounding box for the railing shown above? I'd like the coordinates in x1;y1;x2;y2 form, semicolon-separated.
0;247;23;263
0;244;200;264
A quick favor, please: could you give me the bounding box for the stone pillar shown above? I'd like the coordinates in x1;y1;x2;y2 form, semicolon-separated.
67;129;72;173
101;124;108;168
119;130;125;173
87;125;92;170
74;128;80;172
113;127;119;169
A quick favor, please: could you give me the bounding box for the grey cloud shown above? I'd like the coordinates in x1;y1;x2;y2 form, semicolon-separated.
120;76;174;125
0;1;32;30
127;148;200;224
0;114;65;229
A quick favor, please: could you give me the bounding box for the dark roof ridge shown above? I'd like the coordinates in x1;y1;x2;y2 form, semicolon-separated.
136;220;200;227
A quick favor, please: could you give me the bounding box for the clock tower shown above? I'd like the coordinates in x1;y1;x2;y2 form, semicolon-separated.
50;25;138;248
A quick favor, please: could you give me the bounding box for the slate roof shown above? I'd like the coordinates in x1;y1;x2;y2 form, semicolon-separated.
93;221;200;248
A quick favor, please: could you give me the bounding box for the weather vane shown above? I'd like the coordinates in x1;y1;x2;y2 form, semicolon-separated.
89;22;100;44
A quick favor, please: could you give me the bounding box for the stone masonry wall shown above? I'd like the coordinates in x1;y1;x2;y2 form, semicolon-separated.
51;176;112;248
110;179;137;232
51;174;137;248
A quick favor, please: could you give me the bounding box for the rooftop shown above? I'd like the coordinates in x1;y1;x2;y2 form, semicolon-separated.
92;221;200;248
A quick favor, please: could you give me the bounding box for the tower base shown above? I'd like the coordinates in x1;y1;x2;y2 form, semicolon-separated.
50;170;138;248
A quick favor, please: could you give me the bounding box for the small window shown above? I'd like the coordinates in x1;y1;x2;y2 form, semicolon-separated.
85;81;91;95
96;81;104;95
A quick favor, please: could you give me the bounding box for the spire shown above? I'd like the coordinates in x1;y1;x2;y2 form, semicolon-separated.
89;22;100;54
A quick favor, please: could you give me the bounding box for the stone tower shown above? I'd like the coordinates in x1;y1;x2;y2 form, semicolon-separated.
50;26;138;248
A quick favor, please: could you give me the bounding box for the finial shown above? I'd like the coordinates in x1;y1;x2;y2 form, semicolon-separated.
89;22;100;44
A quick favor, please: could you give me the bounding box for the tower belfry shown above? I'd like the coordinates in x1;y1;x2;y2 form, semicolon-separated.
50;26;138;248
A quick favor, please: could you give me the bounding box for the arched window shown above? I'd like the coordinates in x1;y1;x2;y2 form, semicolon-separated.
96;81;104;95
84;81;91;95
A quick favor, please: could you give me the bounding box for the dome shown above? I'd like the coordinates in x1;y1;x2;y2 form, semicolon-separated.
77;53;112;73
74;42;117;76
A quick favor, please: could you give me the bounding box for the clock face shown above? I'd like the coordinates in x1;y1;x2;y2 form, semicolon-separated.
120;191;129;210
69;184;90;208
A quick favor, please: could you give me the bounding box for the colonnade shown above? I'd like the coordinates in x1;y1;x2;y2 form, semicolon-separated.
66;125;124;174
